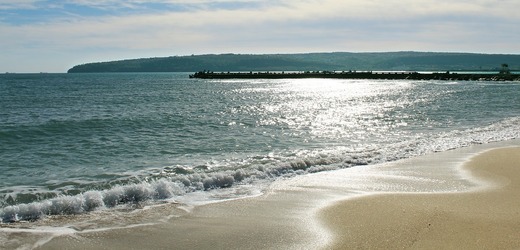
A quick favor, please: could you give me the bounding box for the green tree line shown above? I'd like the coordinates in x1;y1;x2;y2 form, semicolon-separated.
68;52;520;73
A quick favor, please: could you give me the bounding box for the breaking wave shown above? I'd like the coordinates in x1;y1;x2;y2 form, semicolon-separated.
1;116;519;223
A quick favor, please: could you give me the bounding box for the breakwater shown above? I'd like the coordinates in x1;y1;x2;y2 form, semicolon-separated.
190;71;520;81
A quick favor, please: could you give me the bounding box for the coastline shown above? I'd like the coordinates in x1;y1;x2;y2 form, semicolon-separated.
321;146;520;249
4;140;517;249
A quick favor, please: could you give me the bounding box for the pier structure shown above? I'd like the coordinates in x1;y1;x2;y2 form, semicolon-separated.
190;70;519;81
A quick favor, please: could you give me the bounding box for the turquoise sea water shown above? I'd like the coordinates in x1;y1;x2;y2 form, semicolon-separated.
0;73;519;222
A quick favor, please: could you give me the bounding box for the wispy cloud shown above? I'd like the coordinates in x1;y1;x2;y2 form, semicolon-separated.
0;0;42;10
1;0;519;72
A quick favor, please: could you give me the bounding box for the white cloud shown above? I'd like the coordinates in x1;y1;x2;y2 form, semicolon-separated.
1;0;519;72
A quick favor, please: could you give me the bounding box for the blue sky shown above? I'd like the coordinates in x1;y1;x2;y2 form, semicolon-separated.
1;0;519;72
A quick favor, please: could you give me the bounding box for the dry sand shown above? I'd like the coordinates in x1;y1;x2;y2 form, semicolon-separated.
321;147;520;249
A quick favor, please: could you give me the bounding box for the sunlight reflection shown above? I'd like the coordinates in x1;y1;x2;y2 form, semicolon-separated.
256;79;416;141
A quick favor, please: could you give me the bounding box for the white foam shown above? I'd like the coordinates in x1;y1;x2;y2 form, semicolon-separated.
268;139;520;248
1;117;519;223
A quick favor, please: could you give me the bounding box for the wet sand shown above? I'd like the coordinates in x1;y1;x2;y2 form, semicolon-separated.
34;187;331;250
27;141;520;249
321;147;520;249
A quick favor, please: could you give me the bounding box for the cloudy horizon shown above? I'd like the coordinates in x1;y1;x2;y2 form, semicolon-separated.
1;0;519;73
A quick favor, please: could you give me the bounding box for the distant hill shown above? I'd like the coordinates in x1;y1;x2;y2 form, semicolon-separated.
67;52;520;73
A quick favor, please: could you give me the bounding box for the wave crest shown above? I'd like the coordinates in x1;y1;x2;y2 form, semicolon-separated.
2;117;519;223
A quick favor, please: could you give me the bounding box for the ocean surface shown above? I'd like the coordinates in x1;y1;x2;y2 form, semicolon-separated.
0;73;519;223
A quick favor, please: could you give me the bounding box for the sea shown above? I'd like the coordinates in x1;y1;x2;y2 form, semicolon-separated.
0;72;519;224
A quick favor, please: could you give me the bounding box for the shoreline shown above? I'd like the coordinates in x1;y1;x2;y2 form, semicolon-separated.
321;146;520;249
2;140;518;249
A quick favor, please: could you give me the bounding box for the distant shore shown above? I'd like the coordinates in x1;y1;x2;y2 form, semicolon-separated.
66;52;520;73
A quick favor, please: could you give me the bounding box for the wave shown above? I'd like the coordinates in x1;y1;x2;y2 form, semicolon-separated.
1;117;519;223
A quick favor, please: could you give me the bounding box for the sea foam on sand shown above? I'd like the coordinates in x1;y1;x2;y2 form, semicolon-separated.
321;144;520;249
4;140;519;249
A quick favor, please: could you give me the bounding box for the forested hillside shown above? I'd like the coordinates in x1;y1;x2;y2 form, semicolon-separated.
68;52;520;73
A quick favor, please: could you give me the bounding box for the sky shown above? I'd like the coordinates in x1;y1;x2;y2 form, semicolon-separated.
1;0;519;73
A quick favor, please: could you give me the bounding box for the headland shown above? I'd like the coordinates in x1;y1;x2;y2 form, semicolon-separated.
67;52;520;73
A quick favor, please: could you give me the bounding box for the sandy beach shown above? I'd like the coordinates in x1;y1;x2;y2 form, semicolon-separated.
7;141;517;249
321;147;520;249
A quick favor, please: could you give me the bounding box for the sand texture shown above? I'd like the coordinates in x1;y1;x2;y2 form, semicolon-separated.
321;147;520;249
27;143;520;250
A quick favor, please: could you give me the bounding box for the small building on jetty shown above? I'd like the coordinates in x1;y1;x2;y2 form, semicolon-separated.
189;70;519;81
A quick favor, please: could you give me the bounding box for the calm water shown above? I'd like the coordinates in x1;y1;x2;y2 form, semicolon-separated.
0;73;519;222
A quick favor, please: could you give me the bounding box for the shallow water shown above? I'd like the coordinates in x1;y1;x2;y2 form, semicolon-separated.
0;73;519;222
